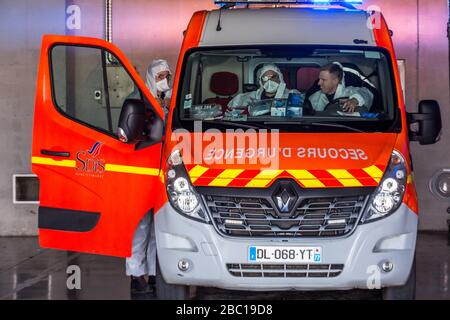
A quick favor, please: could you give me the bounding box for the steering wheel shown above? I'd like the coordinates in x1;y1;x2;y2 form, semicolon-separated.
323;96;350;114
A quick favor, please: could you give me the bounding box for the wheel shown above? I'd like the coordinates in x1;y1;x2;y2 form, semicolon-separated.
382;257;416;300
155;258;190;300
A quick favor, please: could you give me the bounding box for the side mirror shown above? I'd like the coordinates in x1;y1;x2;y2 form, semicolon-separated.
117;99;146;143
407;100;442;145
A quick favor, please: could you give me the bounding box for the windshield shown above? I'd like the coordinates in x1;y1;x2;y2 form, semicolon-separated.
173;46;401;133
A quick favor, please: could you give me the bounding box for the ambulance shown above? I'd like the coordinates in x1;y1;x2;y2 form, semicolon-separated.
31;0;442;299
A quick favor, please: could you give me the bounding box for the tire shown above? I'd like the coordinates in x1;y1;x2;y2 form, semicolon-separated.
155;259;190;300
382;257;416;300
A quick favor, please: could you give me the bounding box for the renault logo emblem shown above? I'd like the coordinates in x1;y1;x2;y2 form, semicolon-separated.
272;184;297;215
277;189;292;213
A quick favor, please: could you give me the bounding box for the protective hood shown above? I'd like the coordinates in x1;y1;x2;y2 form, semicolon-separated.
145;59;172;99
256;63;286;99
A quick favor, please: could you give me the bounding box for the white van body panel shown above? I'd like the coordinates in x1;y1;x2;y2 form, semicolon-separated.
200;8;375;47
156;202;416;290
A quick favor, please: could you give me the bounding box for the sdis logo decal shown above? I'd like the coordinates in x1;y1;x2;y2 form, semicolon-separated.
76;142;105;177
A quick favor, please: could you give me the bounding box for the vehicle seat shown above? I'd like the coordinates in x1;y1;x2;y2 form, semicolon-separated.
339;66;382;112
281;69;292;89
297;67;320;92
203;72;239;110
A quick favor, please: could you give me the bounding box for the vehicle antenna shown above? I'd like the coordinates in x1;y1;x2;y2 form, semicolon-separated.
216;2;236;31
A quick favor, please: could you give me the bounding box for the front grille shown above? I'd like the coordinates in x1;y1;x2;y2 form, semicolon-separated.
204;194;368;238
226;263;344;278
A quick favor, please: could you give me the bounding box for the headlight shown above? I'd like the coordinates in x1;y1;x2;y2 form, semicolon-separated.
361;150;407;223
165;150;209;223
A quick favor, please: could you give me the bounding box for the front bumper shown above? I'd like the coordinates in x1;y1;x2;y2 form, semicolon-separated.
155;202;417;291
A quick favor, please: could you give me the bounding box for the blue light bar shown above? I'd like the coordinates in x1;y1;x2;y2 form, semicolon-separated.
214;0;363;4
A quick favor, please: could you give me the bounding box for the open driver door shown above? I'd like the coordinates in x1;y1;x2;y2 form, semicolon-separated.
31;35;165;257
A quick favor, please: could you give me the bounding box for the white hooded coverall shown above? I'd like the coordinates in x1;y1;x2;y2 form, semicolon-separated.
227;64;300;109
308;63;374;112
125;213;156;277
125;59;172;277
145;59;172;116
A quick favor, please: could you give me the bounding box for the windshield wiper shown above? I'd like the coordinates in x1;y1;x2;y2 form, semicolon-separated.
310;122;366;133
202;120;271;130
263;121;366;133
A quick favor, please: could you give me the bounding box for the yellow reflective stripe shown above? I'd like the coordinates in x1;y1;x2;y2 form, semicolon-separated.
245;170;282;188
407;174;413;184
32;156;159;176
338;179;363;187
327;169;363;187
188;165;209;183
32;156;76;168
254;170;283;180
363;165;384;183
363;165;384;179
299;179;326;188
287;169;316;180
105;164;159;176
245;179;273;188
287;169;325;188
209;169;244;187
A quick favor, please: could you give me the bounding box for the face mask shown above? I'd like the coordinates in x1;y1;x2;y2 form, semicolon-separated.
263;79;279;93
156;78;171;92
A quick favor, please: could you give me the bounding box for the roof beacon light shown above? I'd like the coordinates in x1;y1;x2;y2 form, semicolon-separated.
214;0;363;6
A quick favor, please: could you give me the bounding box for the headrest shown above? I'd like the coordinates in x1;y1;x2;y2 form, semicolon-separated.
281;69;291;89
297;67;320;92
210;72;239;96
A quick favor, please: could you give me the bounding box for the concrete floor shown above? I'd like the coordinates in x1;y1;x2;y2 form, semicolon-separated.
0;232;449;300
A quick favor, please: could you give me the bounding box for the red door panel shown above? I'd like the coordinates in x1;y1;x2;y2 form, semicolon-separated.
32;35;164;257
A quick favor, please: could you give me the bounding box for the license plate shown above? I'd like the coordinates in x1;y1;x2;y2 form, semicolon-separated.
248;246;322;263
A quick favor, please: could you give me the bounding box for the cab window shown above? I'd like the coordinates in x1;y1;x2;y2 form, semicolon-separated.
174;46;400;133
51;45;141;137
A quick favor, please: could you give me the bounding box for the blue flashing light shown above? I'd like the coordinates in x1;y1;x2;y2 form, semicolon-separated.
214;0;363;5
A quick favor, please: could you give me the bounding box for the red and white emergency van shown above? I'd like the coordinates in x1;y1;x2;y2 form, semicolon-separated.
31;0;442;299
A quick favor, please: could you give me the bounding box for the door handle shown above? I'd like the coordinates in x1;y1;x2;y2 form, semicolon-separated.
41;150;70;158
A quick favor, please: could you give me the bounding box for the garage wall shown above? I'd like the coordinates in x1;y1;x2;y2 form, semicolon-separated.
0;0;448;235
363;0;450;230
0;0;66;235
412;0;450;230
62;0;216;80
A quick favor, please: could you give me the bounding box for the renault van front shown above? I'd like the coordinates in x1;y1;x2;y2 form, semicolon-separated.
154;7;441;300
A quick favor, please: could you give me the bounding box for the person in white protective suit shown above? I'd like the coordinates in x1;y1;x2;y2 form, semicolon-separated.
227;63;300;110
125;59;172;295
308;62;373;113
145;59;173;116
126;213;156;295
